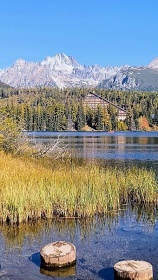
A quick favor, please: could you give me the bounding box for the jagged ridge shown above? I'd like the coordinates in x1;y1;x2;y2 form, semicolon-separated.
0;53;158;90
0;53;123;88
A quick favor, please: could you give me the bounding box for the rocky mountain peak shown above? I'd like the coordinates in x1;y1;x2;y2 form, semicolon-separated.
0;54;158;90
54;53;76;65
148;57;158;69
12;59;26;68
41;53;80;73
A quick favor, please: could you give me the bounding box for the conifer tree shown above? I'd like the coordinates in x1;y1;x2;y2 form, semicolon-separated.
95;105;104;130
76;104;86;131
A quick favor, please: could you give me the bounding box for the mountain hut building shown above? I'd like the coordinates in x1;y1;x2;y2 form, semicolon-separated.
83;92;127;121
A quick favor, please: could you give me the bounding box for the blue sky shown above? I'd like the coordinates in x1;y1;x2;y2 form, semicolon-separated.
0;0;158;68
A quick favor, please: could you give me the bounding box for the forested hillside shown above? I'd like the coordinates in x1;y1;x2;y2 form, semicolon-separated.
0;85;158;131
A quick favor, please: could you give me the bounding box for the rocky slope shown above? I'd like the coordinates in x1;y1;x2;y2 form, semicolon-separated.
99;57;158;91
0;53;158;91
0;53;124;88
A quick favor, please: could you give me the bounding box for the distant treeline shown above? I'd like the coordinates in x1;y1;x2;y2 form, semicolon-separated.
0;86;158;131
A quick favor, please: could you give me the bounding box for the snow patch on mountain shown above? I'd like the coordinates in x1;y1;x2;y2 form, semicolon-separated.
0;53;123;88
0;53;158;90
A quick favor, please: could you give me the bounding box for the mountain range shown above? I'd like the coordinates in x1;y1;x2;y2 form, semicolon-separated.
0;53;158;91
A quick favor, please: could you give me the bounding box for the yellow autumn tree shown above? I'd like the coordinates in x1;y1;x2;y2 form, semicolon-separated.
117;120;128;131
138;116;151;131
0;113;26;154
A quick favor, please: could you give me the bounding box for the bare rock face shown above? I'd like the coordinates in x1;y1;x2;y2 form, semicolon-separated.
0;59;56;88
0;53;158;91
148;57;158;69
0;53;123;88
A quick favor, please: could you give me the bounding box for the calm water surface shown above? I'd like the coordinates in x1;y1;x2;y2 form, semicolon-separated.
1;131;158;279
28;131;158;174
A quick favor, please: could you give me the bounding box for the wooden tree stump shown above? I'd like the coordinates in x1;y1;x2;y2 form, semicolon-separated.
114;260;153;280
40;241;76;268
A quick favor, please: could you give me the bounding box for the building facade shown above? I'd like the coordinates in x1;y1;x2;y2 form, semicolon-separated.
83;92;127;121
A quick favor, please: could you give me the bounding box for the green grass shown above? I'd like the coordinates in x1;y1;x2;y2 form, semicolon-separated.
0;151;158;224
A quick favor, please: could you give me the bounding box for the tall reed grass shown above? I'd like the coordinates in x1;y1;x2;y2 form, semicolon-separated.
0;151;157;224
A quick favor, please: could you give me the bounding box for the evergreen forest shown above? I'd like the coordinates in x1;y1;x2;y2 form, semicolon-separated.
0;85;158;131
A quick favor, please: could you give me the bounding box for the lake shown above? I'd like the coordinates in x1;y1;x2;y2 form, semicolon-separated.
28;131;158;175
1;131;158;279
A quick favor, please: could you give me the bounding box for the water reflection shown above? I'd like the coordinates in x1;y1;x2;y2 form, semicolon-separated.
28;131;158;176
98;267;114;280
40;264;76;277
1;205;158;279
1;205;158;249
29;251;77;278
0;221;51;249
1;131;158;279
29;252;41;267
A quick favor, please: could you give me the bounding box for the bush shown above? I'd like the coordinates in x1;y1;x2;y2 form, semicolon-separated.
0;113;26;154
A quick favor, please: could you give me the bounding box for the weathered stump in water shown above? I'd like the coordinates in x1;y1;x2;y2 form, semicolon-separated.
114;260;153;280
40;241;76;268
